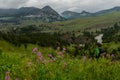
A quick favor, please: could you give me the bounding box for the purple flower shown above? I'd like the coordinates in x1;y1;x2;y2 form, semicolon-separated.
32;47;38;53
39;56;43;61
106;54;110;58
58;52;63;56
63;47;66;51
5;72;10;80
28;61;32;67
37;52;42;57
49;59;53;62
37;52;43;61
111;54;115;58
16;78;19;80
48;54;53;58
48;54;56;61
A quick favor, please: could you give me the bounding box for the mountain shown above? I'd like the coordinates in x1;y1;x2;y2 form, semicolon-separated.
18;7;41;16
80;11;91;16
61;6;120;19
61;11;80;19
0;8;18;17
1;6;120;22
62;10;92;19
0;6;65;22
93;6;120;16
41;6;65;22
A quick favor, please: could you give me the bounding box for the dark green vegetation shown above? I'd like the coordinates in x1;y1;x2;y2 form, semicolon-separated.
102;22;120;43
0;39;120;80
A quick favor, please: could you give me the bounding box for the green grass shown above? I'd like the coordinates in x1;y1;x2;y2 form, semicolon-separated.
1;11;120;34
16;11;120;34
0;40;120;80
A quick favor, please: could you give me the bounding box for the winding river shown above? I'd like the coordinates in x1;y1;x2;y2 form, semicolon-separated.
95;34;103;44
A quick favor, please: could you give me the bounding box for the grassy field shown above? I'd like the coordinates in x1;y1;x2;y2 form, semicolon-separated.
1;11;120;34
9;11;119;35
0;40;120;80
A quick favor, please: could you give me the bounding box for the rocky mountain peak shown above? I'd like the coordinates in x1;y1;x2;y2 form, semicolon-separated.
42;5;54;12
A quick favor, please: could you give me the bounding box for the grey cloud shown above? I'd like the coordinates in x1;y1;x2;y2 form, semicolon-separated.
0;0;29;8
0;0;120;13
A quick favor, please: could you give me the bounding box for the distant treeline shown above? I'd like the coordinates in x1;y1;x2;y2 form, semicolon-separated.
102;22;120;42
0;32;69;47
0;22;120;48
0;26;95;48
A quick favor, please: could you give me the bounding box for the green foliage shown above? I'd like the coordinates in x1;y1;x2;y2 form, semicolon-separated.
0;32;68;47
0;40;119;80
102;22;120;42
0;52;120;80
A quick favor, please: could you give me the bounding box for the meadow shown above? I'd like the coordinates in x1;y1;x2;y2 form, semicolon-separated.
1;11;120;34
0;40;120;80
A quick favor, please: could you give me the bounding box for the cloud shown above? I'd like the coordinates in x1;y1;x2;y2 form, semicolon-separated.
0;0;120;13
0;0;29;8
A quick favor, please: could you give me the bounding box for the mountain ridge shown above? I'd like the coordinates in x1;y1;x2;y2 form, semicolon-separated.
0;6;120;21
0;6;65;22
62;6;120;19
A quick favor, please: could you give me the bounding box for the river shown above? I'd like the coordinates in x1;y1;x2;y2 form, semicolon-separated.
95;34;103;44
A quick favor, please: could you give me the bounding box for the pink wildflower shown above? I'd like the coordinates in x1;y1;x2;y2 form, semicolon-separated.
5;71;10;80
48;54;54;59
16;78;19;80
49;59;53;62
48;54;56;61
111;54;115;58
32;47;38;53
63;47;66;51
58;52;63;56
37;52;43;61
106;54;110;58
39;56;43;61
37;52;42;57
28;61;32;67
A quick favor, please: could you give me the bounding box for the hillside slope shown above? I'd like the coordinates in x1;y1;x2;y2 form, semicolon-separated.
51;11;120;33
62;6;120;19
1;10;120;34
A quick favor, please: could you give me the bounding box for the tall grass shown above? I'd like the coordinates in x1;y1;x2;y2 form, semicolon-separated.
0;40;120;80
0;48;120;80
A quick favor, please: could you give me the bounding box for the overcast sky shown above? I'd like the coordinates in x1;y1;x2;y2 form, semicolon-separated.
0;0;120;13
